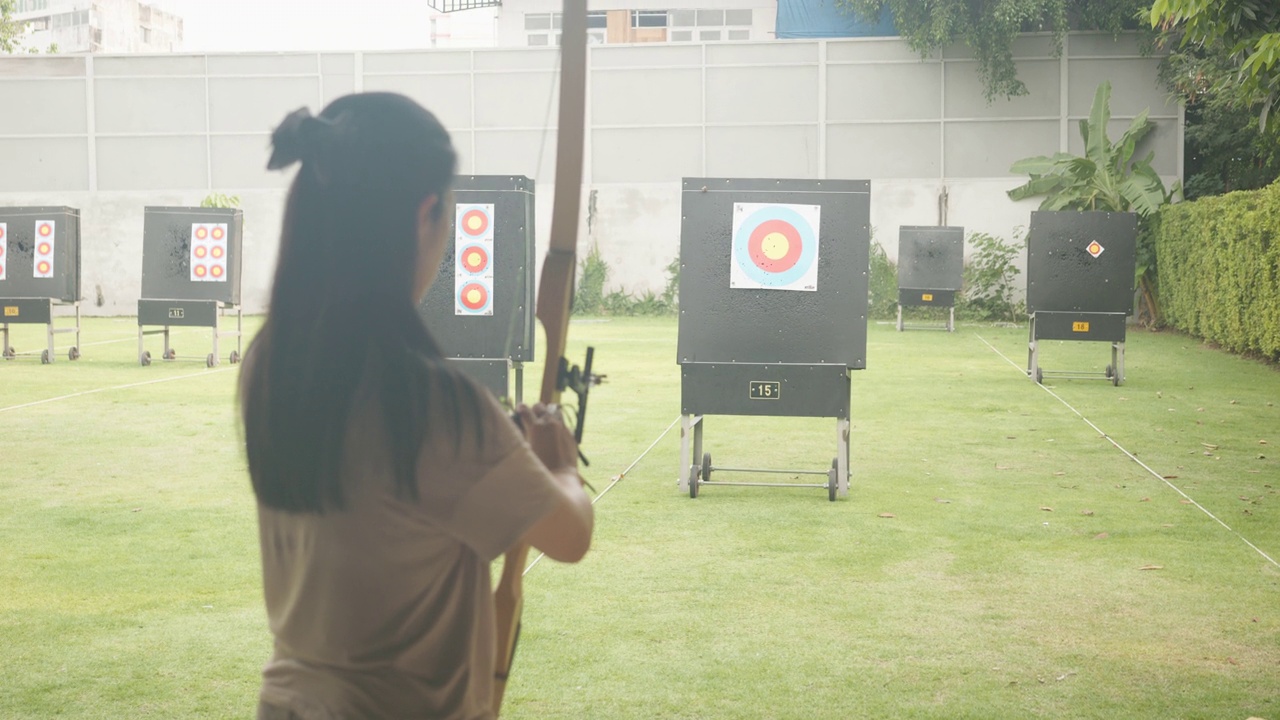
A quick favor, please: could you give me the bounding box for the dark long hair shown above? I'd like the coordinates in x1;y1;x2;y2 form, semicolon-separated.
242;92;480;513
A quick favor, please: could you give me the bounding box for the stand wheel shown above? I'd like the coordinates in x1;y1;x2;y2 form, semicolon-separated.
68;346;80;361
828;458;839;502
3;347;14;360
688;465;699;499
164;348;177;361
41;349;50;364
140;351;152;367
701;453;712;484
206;353;217;368
229;350;240;365
1034;367;1043;385
1112;370;1121;387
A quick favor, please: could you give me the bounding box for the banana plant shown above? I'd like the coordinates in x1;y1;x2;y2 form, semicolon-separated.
1008;80;1183;324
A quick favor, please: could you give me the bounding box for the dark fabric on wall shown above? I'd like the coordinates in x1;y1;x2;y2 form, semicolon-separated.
775;0;896;39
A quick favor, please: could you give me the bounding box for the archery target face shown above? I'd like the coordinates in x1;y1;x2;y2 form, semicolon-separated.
190;223;229;282
454;204;495;316
0;223;6;281
730;203;820;292
33;220;56;279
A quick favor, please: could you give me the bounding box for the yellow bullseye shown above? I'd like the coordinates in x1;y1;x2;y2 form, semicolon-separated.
468;217;483;231
467;252;482;267
466;289;482;304
761;232;790;261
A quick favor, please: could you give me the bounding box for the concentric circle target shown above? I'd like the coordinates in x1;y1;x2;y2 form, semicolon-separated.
458;244;489;274
194;264;208;278
0;226;6;240
459;208;490;238
195;226;209;241
457;281;491;313
211;226;225;241
211;265;224;279
733;205;818;287
37;242;52;256
194;245;208;259
211;246;224;259
37;261;51;275
37;223;52;237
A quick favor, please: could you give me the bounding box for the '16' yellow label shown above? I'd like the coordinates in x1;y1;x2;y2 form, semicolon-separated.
1072;321;1090;332
3;307;18;317
922;293;934;302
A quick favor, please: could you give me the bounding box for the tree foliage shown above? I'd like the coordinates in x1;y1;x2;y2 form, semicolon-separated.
838;0;1151;101
1;0;24;54
1151;0;1280;131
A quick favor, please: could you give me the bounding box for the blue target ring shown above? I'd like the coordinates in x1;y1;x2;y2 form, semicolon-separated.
457;281;492;314
733;205;818;287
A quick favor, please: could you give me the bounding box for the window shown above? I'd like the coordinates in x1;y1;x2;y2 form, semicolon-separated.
632;10;667;28
669;10;694;27
527;33;549;46
17;0;49;12
725;9;753;26
26;16;50;31
670;29;693;42
698;29;721;41
586;10;607;29
727;29;750;41
696;10;724;26
140;26;152;43
524;13;551;31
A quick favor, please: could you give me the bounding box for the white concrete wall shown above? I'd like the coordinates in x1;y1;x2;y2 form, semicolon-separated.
0;33;1180;315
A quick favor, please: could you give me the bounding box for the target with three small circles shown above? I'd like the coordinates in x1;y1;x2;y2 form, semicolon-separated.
730;203;821;292
33;220;56;279
0;223;7;281
454;204;495;316
189;223;229;283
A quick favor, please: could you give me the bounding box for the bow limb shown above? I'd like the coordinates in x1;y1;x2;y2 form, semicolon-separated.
492;0;588;714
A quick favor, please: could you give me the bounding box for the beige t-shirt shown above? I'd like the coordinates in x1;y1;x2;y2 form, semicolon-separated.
256;389;561;720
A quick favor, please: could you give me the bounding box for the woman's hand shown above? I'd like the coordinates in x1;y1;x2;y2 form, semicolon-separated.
515;403;593;562
515;403;579;475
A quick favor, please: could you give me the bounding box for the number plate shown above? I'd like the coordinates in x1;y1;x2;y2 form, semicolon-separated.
1072;321;1090;332
169;308;185;319
921;293;933;302
3;307;17;317
749;380;781;400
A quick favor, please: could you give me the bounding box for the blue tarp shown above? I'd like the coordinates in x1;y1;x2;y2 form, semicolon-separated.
775;0;896;39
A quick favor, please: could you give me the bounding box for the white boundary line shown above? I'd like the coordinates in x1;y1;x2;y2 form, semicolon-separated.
976;334;1279;569
0;367;236;414
524;415;683;576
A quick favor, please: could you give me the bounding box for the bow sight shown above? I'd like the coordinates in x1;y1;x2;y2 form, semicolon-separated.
557;346;603;465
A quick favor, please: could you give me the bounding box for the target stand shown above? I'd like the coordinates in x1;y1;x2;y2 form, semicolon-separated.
0;208;83;364
1025;211;1136;386
137;207;244;368
678;178;870;501
896;226;963;332
418;176;535;404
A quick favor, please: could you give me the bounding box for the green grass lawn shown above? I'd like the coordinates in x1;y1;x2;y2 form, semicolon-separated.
1;315;1277;719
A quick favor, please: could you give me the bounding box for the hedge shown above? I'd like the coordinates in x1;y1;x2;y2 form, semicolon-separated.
1156;180;1280;360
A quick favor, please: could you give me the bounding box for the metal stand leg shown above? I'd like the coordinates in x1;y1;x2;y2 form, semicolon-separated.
163;326;171;359
836;418;850;497
211;309;220;367
678;414;703;493
1113;341;1125;386
138;325;145;364
1027;314;1040;383
46;319;55;363
948;306;955;333
74;303;81;352
514;364;523;405
2;322;10;358
896;304;904;332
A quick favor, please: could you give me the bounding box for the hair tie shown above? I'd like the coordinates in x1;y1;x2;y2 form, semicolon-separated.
267;107;337;171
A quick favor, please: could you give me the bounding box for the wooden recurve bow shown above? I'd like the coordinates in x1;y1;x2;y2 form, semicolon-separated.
492;0;590;714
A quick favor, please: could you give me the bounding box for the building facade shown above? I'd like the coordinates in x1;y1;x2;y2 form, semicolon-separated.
494;0;778;46
13;0;182;53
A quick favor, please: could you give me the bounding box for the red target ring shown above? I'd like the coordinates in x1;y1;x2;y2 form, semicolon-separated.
38;223;52;237
746;219;804;273
37;261;51;274
460;245;489;274
194;246;208;259
194;265;208;278
37;242;52;256
459;282;489;310
211;246;224;259
211;265;224;278
460;209;490;237
212;226;225;241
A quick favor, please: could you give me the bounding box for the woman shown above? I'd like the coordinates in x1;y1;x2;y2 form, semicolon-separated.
240;92;594;720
